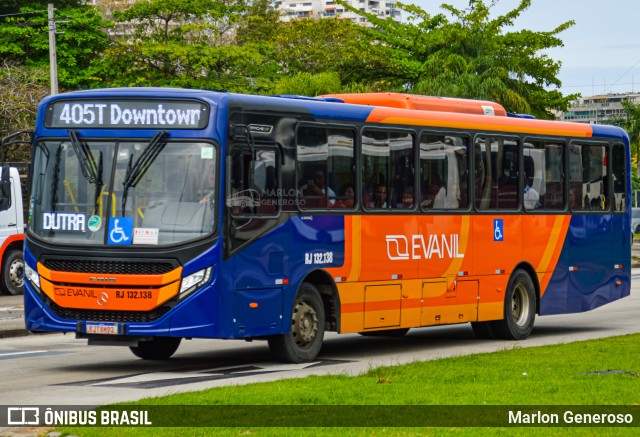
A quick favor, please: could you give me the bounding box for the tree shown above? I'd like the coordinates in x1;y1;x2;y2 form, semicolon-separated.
0;61;49;160
0;3;110;89
96;0;274;92
270;17;397;89
273;72;342;96
610;100;640;184
344;0;579;118
0;1;84;17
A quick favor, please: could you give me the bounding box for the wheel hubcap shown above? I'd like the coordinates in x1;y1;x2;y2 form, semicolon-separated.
511;284;530;327
291;300;318;346
9;259;24;288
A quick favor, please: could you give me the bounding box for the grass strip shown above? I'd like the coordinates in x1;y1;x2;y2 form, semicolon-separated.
56;333;640;436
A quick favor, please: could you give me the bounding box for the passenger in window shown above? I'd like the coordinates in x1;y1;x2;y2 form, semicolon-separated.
397;185;414;209
523;172;540;210
301;169;336;207
335;183;355;208
421;178;445;209
368;184;388;208
590;196;603;210
569;188;578;210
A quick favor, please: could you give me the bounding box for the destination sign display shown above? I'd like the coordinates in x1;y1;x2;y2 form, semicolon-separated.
45;99;209;129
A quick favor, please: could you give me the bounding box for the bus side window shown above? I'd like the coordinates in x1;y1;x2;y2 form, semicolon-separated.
297;125;355;210
420;134;468;210
474;136;519;211
611;143;626;212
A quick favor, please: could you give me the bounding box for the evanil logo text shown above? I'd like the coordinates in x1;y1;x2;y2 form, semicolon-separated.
43;213;86;231
386;234;464;261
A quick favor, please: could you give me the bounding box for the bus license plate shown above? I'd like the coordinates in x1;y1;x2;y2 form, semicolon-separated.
85;322;118;335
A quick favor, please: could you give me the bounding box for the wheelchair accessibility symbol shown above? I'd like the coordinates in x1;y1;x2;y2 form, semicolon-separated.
108;217;133;245
494;219;504;242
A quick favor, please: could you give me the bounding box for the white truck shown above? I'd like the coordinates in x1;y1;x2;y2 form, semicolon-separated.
0;164;25;295
0;131;29;295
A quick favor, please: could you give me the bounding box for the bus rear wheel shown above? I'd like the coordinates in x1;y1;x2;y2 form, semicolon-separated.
268;283;325;363
129;337;182;360
492;269;536;340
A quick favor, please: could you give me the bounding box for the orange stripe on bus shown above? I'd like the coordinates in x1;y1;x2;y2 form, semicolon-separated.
37;262;182;286
538;216;571;296
40;277;180;311
366;109;593;138
347;215;362;282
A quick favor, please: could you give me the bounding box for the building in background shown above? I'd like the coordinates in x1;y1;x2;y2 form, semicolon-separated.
89;1;401;27
557;93;640;124
275;0;401;27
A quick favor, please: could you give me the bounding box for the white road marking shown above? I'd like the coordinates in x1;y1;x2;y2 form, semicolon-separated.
0;350;48;357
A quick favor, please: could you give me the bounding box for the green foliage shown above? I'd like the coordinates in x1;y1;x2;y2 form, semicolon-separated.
609;100;640;180
95;0;273;92
0;1;583;122
344;0;579;118
97;2;395;95
273;71;342;96
0;1;84;16
271;18;397;90
0;3;110;88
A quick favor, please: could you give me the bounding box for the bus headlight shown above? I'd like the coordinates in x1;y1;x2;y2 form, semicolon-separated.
179;267;212;297
25;264;40;288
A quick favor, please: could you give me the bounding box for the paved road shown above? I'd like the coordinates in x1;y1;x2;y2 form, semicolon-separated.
0;269;638;407
0;294;24;338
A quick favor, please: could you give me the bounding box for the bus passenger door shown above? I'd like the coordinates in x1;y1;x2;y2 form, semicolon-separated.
227;145;288;336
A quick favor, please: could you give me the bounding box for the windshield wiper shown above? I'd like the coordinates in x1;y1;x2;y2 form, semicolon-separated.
68;130;97;183
121;130;168;215
93;151;104;215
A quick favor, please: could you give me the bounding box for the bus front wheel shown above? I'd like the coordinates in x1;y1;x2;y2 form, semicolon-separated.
268;283;325;363
492;269;536;340
129;337;182;360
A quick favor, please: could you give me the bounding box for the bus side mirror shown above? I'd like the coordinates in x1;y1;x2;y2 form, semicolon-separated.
0;165;11;212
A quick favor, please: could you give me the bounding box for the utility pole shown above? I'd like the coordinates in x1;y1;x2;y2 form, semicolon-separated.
48;3;58;95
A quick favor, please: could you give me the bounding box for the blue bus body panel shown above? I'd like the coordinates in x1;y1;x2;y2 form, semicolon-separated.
222;215;345;338
540;214;631;315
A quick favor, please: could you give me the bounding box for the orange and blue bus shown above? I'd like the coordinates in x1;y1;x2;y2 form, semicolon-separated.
22;89;631;362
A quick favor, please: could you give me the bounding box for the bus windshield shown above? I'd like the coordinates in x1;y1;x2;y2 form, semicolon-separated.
29;138;217;246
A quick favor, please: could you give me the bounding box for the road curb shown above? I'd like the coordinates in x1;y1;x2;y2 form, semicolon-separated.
0;328;29;339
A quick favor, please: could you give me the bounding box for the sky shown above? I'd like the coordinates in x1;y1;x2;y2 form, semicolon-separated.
406;0;640;97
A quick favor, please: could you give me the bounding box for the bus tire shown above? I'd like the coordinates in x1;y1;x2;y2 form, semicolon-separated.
492;269;536;340
470;321;495;339
358;328;410;337
129;337;181;360
268;283;325;363
1;250;24;295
